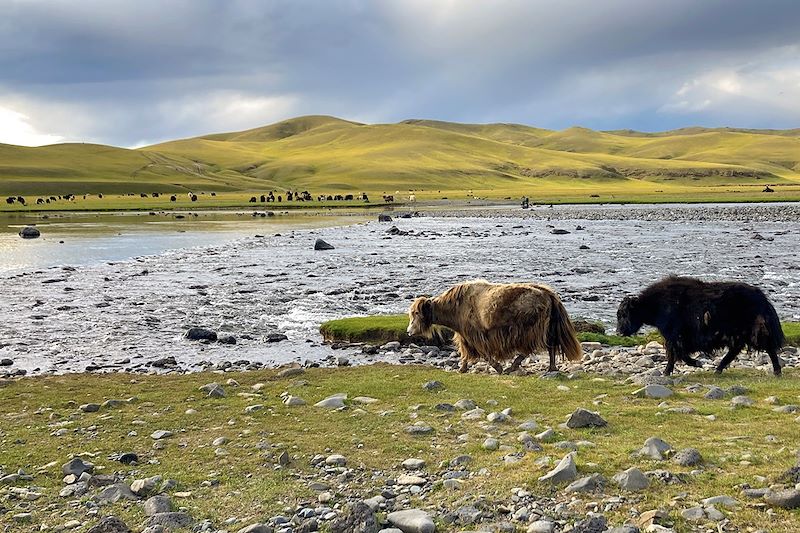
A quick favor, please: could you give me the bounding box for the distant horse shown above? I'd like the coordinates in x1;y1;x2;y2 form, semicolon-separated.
408;280;582;374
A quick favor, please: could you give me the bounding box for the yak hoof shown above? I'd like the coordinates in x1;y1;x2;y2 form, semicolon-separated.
458;365;468;374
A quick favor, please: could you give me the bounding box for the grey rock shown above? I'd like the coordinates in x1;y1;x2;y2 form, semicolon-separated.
314;238;335;250
185;327;217;341
387;509;436;533
402;458;426;470
701;495;737;508
237;525;273;533
527;521;555;533
673;448;703;466
731;395;755;408
613;467;650;491
566;408;607;428
422;380;444;391
315;394;347;409
764;489;800;509
86;516;132;533
80;403;101;412
633;384;673;399
704;386;725;400
482;438;500;450
454;399;476;410
277;367;305;378
405;423;434;435
144;495;172;516
131;475;162;497
607;526;640;533
538;452;578;484
146;512;194;528
19;226;41;239
329;501;379;533
639;437;672;460
572;516;608;533
680;507;705;522
565;473;606;493
150;430;173;440
93;483;137;504
62;457;94;476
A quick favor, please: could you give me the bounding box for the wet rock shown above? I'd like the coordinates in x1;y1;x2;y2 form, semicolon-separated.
314;238;335;250
151;356;177;368
387;509;435;533
538;452;577;484
378;214;393;222
0;358;13;366
87;516;132;533
673;448;703;466
551;228;570;235
330;501;378;533
266;333;289;342
613;467;650;491
218;335;237;345
185;327;217;341
566;408;607;428
19;226;41;239
63;457;95;476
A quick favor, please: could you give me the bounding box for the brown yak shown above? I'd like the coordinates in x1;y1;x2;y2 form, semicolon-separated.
407;280;582;374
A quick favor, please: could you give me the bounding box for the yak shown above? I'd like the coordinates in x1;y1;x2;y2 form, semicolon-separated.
407;279;582;374
617;276;784;376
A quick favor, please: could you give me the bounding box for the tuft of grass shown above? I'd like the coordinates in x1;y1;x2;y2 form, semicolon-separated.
784;322;800;346
2;366;800;531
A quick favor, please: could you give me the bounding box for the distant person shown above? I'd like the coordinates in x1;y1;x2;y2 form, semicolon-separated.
521;197;529;209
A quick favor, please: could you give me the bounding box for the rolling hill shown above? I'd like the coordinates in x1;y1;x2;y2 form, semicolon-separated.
1;115;799;197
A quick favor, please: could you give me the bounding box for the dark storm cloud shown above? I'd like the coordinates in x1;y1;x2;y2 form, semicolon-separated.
1;0;799;146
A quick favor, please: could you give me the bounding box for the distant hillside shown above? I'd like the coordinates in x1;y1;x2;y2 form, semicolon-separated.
1;114;799;195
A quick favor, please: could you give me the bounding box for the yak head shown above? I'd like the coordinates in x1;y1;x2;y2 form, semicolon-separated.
407;297;434;337
616;295;643;336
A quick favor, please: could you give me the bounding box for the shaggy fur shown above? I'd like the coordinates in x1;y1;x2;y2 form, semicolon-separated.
617;276;785;375
407;280;582;374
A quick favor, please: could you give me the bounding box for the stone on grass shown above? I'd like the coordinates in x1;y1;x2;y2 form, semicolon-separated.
731;395;755;408
402;458;426;470
93;483;138;504
461;408;486;421
315;394;347;409
329;501;378;533
405;422;434;435
454;399;476;410
62;457;94;476
701;495;737;508
565;473;606;493
237;524;273;533
566;408;607;428
422;380;444;391
387;509;436;533
673;448;703;467
482;438;500;451
639;437;672;460
538;452;578;484
185;327;217;341
144;495;172;516
146;512;194;528
87;516;132;533
284;395;306;406
633;385;673;399
325;454;347;466
613;467;650;491
131;475;162;497
704;386;725;400
764;489;800;509
681;507;705;522
527;521;555;533
150;430;173;440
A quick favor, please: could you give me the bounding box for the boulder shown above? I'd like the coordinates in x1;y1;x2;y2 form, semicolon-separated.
613;467;650;491
330;501;379;533
62;457;94;477
19;226;41;239
314;238;335;250
184;327;217;341
566;408;607;428
386;509;436;533
87;517;132;533
538;452;578;484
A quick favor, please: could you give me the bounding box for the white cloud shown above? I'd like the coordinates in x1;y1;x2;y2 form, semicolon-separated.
0;105;64;146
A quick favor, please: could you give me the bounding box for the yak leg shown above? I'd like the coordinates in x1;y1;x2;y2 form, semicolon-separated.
766;348;782;377
714;343;743;375
490;360;504;375
681;353;702;367
664;341;681;376
547;346;558;372
506;353;527;373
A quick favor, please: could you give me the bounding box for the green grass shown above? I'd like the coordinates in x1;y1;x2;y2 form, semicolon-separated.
2;115;799;203
784;322;800;346
2;366;800;531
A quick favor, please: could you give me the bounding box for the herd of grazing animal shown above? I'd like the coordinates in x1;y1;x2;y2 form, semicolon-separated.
408;276;786;377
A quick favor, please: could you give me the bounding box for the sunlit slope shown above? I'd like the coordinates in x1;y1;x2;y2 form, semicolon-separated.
2;115;799;196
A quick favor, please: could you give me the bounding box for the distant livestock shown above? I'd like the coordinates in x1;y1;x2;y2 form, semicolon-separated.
170;195;177;202
383;195;394;203
407;280;582;374
16;196;25;205
190;194;198;202
6;197;15;204
617;276;785;376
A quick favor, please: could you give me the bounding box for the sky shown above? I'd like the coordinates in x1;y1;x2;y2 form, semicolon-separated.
1;0;799;147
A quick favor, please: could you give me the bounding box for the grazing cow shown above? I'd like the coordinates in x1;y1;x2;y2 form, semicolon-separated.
98;193;103;199
383;194;394;203
407;280;582;374
344;194;354;201
249;197;257;203
17;196;26;205
617;276;785;376
211;192;216;196
190;194;198;202
140;193;147;198
6;197;15;204
152;193;160;197
170;195;177;202
36;198;44;204
260;195;266;202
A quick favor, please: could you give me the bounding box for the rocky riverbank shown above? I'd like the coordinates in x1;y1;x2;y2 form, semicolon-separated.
3;365;800;532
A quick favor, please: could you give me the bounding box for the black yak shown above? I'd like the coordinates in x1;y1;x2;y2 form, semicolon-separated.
617;276;784;376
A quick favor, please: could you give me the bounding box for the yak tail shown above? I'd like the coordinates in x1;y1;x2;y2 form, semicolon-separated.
547;293;583;362
758;300;785;351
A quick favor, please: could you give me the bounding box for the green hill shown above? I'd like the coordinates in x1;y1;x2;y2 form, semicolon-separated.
2;115;799;201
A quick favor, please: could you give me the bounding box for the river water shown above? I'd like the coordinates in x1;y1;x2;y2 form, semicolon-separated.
0;205;798;374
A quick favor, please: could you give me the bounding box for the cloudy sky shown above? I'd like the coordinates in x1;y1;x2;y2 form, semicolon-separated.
1;0;799;147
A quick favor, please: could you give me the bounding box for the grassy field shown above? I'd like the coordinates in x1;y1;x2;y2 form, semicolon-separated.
2;366;800;531
2;115;799;207
320;315;800;348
